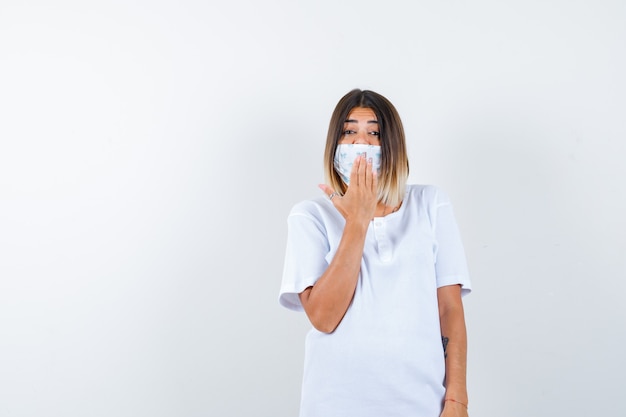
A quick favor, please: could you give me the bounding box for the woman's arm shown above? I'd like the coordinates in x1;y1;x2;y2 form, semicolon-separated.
438;284;469;417
298;155;377;333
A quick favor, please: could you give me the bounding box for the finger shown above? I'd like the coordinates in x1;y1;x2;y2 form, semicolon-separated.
318;184;334;197
318;184;340;201
364;157;374;189
371;165;378;191
356;154;366;187
349;154;361;187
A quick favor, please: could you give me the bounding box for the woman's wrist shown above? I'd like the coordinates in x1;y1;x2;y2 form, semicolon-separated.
444;398;468;409
344;216;371;232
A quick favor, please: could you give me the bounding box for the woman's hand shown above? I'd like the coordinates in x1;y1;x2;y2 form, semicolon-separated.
440;401;469;417
319;155;378;226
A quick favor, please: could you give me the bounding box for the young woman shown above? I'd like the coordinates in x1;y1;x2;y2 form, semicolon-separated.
280;89;471;417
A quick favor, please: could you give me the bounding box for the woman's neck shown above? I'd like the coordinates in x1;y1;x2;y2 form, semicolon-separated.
374;201;401;218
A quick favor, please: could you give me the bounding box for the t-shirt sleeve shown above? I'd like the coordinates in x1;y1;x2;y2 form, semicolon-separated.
432;188;472;296
279;207;330;311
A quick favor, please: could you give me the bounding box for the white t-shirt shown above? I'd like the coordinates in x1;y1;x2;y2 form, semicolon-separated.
279;184;471;417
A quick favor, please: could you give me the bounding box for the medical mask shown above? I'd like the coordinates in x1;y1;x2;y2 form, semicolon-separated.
333;144;382;185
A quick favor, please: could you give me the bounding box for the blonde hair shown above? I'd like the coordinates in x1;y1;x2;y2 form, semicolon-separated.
323;89;409;207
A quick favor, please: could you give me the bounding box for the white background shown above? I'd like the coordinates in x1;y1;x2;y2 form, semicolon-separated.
1;1;625;416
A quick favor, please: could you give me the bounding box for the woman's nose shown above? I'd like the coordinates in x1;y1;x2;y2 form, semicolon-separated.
354;131;369;144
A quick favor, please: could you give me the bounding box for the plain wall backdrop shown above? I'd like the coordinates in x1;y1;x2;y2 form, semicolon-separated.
1;1;625;416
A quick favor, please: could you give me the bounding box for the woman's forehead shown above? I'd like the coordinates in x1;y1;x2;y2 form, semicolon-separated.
345;107;377;122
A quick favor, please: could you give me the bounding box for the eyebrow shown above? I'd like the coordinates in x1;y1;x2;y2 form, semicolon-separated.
344;119;379;124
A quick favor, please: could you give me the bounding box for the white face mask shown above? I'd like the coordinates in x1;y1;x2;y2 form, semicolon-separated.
333;144;382;185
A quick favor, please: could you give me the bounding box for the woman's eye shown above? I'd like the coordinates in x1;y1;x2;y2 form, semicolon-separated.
370;131;380;136
343;130;355;135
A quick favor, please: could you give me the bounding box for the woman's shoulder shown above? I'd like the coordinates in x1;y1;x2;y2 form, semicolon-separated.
405;184;451;205
286;196;341;234
289;195;334;219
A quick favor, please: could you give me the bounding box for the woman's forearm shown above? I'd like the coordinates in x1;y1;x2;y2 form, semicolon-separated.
299;218;369;333
438;285;468;404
